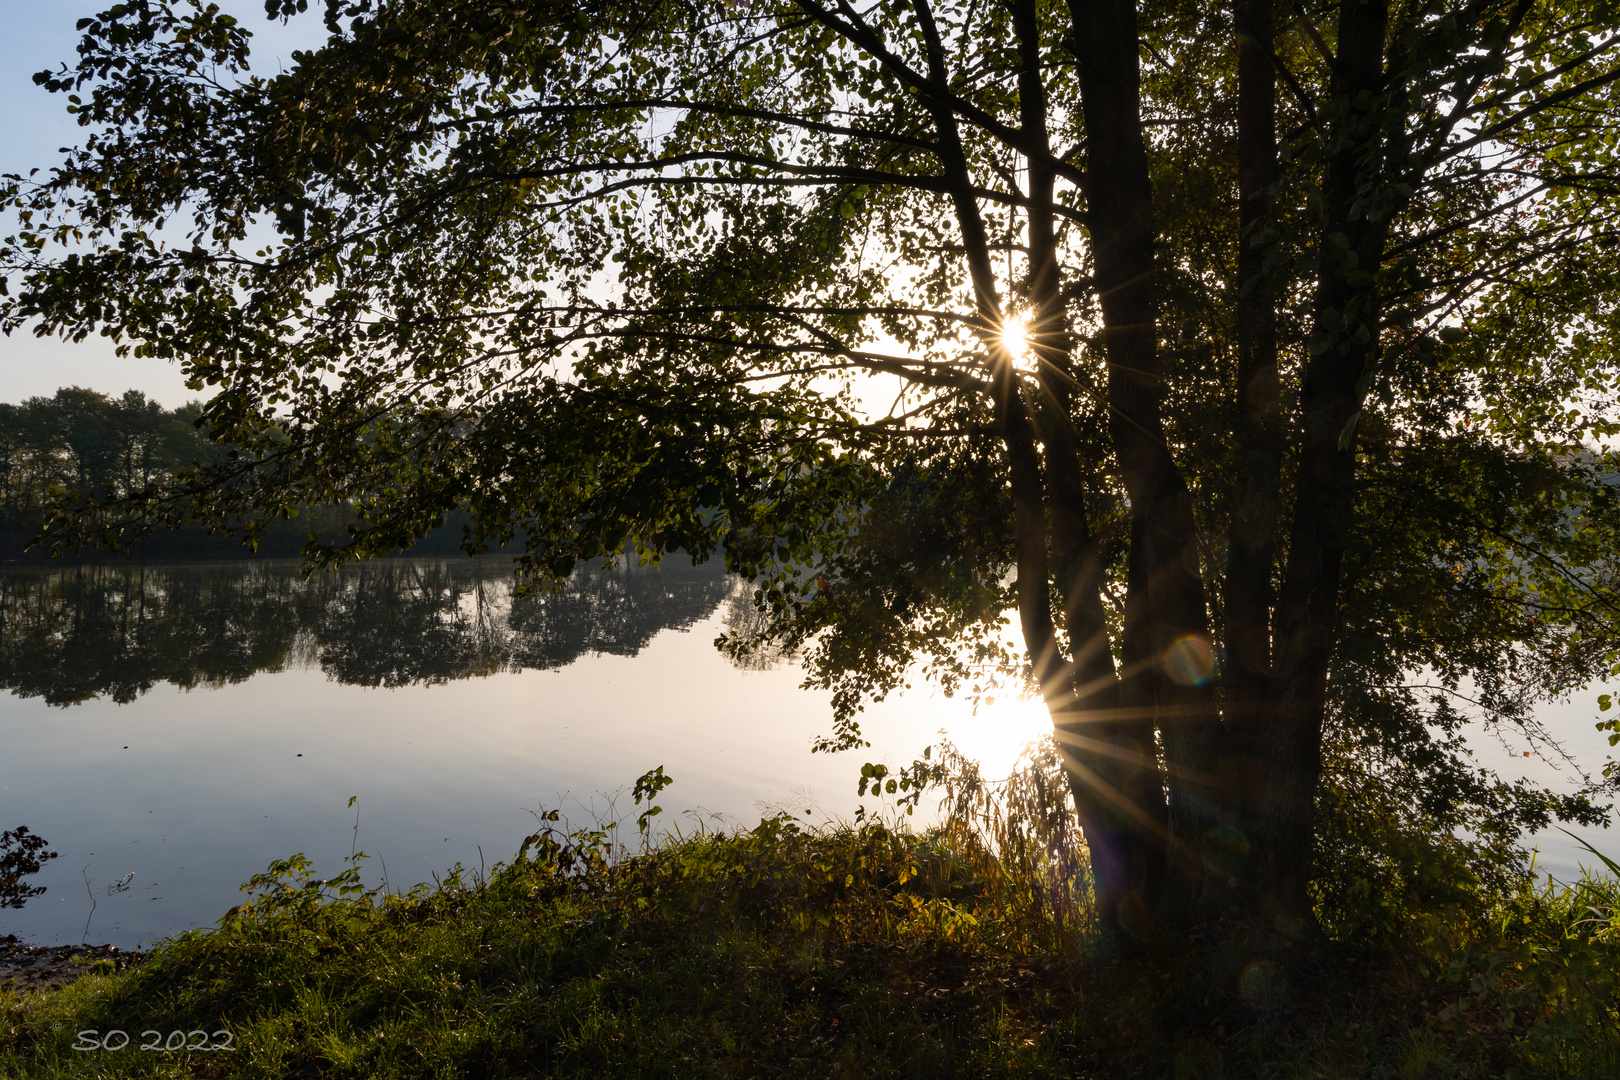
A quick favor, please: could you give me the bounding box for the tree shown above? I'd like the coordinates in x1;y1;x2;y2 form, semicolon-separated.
0;387;221;548
5;0;1620;934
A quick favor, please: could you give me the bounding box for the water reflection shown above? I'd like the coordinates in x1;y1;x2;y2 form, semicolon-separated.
0;558;734;705
0;556;1054;947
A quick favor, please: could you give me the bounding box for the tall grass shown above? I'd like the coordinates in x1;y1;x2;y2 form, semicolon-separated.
917;737;1095;955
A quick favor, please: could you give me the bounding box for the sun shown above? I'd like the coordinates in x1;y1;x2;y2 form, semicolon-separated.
999;312;1035;369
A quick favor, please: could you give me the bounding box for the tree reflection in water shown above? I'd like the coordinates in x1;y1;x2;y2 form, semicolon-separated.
0;558;734;706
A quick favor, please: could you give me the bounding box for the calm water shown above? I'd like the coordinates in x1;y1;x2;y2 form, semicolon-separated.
0;558;1050;947
2;559;1612;948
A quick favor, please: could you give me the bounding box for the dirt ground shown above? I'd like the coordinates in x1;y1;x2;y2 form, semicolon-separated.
0;935;141;994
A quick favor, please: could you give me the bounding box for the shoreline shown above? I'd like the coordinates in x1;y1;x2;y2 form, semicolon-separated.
0;936;141;995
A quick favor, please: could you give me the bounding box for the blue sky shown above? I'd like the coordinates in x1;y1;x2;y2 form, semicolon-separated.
1;2;324;407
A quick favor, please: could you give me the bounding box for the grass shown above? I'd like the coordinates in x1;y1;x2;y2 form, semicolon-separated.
2;748;1619;1078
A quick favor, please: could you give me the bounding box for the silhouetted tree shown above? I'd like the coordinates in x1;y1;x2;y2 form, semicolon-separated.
5;0;1619;933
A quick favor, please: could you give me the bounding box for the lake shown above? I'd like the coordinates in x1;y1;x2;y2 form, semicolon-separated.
0;557;1051;948
2;558;1612;949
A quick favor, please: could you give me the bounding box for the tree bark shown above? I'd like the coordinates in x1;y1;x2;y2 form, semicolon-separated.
1263;0;1391;927
1223;0;1283;903
904;7;1102;932
1068;0;1228;924
1011;0;1165;932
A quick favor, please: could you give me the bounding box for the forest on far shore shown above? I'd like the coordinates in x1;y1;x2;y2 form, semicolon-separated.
0;386;479;561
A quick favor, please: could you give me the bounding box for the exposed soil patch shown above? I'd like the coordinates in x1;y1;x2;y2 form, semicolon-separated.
0;935;141;994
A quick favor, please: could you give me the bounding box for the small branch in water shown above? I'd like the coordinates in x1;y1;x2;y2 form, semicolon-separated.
348;796;361;861
81;864;96;944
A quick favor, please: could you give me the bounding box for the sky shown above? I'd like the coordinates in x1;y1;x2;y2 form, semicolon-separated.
0;1;325;408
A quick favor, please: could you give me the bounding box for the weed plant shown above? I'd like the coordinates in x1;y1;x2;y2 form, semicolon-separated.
2;742;1617;1078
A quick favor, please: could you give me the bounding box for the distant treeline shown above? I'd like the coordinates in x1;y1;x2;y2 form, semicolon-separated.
0;558;737;706
0;386;499;561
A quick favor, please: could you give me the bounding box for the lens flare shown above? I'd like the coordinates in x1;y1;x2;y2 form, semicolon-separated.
1163;634;1215;686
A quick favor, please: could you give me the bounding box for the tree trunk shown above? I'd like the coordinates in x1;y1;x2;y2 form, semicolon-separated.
1068;0;1229;924
906;0;1142;930
1262;0;1391;928
1012;0;1165;933
1223;0;1284;906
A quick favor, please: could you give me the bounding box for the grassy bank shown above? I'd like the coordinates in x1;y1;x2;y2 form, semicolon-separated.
2;798;1619;1079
